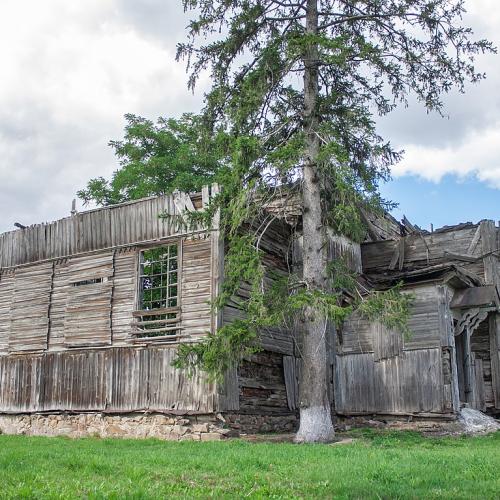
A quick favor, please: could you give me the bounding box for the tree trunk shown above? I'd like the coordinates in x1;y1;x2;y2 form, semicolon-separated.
295;0;335;444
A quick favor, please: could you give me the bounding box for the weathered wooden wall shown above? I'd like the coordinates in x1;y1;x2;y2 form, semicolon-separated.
470;319;494;412
0;194;208;269
180;237;213;338
0;191;220;414
0;235;213;356
337;283;457;415
334;348;446;415
362;224;488;279
218;220;296;413
222;220;295;357
0;347;216;414
341;284;443;355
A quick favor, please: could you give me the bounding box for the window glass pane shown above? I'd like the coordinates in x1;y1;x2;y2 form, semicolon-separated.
139;244;178;312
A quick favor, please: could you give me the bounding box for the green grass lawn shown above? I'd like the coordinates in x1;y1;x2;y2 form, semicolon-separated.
0;430;498;499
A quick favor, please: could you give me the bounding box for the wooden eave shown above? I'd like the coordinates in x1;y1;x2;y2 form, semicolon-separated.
450;284;500;311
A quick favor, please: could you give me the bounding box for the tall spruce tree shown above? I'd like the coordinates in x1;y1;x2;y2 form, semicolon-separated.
175;0;493;443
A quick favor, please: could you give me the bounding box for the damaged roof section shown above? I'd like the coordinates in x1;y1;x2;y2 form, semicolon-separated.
361;220;498;279
359;218;500;320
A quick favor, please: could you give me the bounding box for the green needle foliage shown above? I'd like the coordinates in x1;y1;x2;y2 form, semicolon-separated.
79;2;493;389
172;0;493;382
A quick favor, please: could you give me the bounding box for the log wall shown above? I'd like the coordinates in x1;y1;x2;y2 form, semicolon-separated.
238;352;291;415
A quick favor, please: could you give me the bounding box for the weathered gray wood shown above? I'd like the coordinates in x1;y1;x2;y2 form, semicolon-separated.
335;348;446;415
0;271;14;354
467;225;482;255
238;351;290;415
9;263;53;352
326;232;362;274
181;237;212;338
450;285;499;310
362;225;482;276
0;193;210;269
0;347;216;414
490;313;500;410
373;323;403;362
437;285;460;412
473;358;486;411
283;355;299;410
470;319;494;411
480;221;500;409
342;284;442;355
217;365;240;412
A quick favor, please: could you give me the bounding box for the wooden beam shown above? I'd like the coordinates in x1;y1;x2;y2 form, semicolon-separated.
388;241;400;270
467;225;481;255
398;237;405;271
443;251;477;263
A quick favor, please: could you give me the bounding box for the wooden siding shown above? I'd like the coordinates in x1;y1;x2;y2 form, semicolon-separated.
341;284;442;355
335;348;446;415
0;272;14;354
327;233;362;274
180;237;212;338
111;249;137;344
362;225;487;279
0;194;208;269
0;233;214;356
62;254;114;347
9;263;53;352
373;323;403;362
0;347;216;414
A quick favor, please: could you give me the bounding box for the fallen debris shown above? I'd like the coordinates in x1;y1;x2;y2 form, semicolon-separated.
458;408;500;435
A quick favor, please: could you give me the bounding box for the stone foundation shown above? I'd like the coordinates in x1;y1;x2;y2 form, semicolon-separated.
0;413;233;441
224;413;298;434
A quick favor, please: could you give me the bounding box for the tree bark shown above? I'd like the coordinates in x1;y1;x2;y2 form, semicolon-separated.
295;0;335;443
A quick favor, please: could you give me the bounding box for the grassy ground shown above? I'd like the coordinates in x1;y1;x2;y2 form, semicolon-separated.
0;430;498;499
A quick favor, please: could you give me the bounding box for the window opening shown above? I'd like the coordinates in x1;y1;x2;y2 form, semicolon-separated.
135;244;180;338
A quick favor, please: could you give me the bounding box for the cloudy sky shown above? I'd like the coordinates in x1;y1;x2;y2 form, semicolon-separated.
0;0;498;234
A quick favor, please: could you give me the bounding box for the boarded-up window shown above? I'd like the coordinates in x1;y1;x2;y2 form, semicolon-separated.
9;263;53;352
63;254;114;347
0;271;15;353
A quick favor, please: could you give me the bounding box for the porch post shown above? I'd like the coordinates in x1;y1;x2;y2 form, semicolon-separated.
480;221;500;410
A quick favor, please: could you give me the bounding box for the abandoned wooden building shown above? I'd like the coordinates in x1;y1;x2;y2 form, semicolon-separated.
0;187;498;438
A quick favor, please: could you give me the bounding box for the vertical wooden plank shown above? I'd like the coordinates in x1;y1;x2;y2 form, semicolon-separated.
489;313;500;409
283;355;298;410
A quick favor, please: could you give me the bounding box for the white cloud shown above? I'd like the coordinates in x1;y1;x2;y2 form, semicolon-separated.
382;0;500;189
393;125;500;188
0;0;205;233
0;0;497;234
